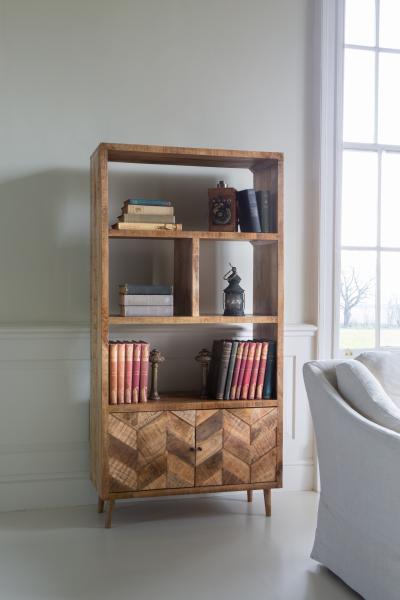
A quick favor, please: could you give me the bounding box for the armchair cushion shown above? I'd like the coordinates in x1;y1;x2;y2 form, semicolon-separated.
356;351;400;408
336;360;400;434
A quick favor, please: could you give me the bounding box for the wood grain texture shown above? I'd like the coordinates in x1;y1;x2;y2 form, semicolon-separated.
109;230;278;242
90;143;284;514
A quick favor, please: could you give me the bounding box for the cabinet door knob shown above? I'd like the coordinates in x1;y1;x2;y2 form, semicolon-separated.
197;446;202;451
190;447;195;452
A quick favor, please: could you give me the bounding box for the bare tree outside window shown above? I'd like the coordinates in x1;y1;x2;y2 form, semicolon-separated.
340;268;374;328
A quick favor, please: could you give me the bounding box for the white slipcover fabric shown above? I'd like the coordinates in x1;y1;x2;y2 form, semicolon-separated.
304;360;400;600
336;359;400;434
356;351;400;408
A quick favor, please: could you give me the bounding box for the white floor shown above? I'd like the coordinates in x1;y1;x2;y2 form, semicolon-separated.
0;491;360;600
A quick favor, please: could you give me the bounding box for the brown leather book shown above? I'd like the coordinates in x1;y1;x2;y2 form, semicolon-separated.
139;342;150;402
117;343;125;404
124;343;133;404
249;342;262;400
256;341;269;399
132;342;141;403
241;342;256;399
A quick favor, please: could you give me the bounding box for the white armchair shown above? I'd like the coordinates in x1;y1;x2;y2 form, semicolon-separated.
303;360;400;600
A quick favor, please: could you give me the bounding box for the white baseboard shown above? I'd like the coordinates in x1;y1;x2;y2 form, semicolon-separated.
0;323;317;511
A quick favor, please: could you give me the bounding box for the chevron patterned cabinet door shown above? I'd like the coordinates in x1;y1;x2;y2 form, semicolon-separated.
167;410;196;488
222;408;278;485
195;409;223;486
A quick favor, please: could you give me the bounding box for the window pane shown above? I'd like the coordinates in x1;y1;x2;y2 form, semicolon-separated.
341;150;378;246
340;250;376;349
378;53;400;144
345;0;376;46
343;49;375;143
379;0;400;49
381;251;400;347
381;152;400;247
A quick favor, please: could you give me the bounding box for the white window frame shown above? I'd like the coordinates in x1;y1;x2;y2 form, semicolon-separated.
318;0;400;359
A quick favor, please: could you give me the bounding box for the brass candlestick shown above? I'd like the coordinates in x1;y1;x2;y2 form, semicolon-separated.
195;348;211;399
149;348;165;401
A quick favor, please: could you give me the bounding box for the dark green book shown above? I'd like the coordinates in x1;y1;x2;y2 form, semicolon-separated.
215;340;233;400
224;340;239;399
262;341;277;399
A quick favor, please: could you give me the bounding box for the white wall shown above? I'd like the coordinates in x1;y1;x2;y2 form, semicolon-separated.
0;0;319;508
0;0;318;325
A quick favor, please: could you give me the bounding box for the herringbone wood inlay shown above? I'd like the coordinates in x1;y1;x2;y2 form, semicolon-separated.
108;408;278;493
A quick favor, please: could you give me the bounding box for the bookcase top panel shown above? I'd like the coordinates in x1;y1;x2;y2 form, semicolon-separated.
94;143;283;170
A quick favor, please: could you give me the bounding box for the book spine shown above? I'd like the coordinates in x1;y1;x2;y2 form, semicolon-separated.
256;342;269;399
109;342;118;405
120;294;174;306
224;340;239;399
120;214;176;224
255;190;271;233
241;342;256;399
263;341;277;399
237;189;261;233
124;205;174;215
120;305;174;317
215;341;233;400
117;343;125;404
126;199;172;206
230;342;244;399
248;342;262;400
139;343;150;402
124;343;133;404
132;343;141;403
236;342;250;399
120;284;173;295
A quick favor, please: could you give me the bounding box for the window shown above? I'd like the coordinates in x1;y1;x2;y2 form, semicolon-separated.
336;0;400;355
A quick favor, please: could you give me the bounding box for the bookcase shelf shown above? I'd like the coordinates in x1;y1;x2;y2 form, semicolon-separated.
109;315;279;326
108;394;278;412
109;229;279;243
90;143;284;527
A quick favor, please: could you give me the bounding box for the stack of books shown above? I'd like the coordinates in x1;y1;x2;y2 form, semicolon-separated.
109;341;150;404
119;284;174;317
207;339;276;400
112;198;182;231
236;189;276;233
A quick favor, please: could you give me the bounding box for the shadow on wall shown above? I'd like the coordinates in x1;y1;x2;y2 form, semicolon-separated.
0;166;253;322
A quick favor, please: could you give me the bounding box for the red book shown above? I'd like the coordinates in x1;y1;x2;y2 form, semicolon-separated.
230;341;245;399
117;342;125;404
124;342;133;404
236;342;250;399
241;342;256;399
109;342;118;405
139;342;150;403
132;342;141;403
256;341;269;399
248;342;262;400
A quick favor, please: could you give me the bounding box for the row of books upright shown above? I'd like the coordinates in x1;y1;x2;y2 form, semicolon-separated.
208;339;276;400
113;198;182;231
109;341;149;404
237;189;276;233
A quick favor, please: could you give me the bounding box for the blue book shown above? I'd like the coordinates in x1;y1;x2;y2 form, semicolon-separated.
262;341;276;399
126;199;172;207
237;189;262;233
119;284;173;295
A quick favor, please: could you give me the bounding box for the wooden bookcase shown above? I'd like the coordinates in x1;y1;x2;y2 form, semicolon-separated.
90;143;284;527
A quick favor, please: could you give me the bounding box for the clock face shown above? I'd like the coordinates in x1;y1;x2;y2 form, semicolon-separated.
211;196;232;225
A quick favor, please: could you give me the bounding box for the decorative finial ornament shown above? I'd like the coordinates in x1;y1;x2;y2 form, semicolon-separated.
195;348;212;399
149;348;165;401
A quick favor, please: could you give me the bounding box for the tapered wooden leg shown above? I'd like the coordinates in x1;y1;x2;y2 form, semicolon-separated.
247;490;253;502
105;499;115;528
97;497;105;514
263;489;271;517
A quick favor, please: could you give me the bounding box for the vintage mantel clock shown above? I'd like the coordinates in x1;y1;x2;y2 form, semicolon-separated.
222;263;245;316
208;180;237;231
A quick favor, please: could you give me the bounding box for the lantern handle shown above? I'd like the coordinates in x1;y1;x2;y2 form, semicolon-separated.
223;263;236;281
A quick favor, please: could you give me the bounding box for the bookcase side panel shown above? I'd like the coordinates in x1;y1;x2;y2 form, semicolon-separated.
90;147;110;499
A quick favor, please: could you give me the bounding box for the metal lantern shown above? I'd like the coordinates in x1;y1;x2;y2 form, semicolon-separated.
222;263;245;316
